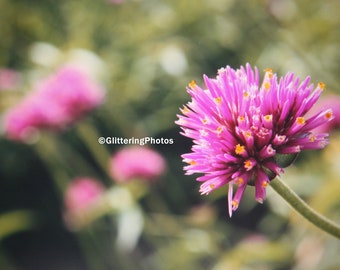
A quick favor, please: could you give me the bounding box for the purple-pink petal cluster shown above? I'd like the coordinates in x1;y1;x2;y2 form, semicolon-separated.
3;66;105;141
176;64;333;216
109;146;166;183
64;177;105;214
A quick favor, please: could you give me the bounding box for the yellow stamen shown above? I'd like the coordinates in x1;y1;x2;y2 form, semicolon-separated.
236;177;244;185
264;114;272;122
214;96;222;105
180;106;190;115
243;91;250;98
189;160;196;165
189;80;197;88
296;117;305;125
216;126;224;134
235;144;246;155
244;160;251;168
318;82;326;90
264;82;271;90
209;184;215;189
202;117;208;124
309;135;316;142
244;160;254;170
261;181;268;188
244;130;252;138
325;111;333;119
264;68;273;79
238;116;245;122
232;200;239;208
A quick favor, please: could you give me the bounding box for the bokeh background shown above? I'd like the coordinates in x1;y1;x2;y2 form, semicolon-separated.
1;0;340;269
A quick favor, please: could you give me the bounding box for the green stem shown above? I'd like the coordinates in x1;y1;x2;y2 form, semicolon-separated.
270;177;340;239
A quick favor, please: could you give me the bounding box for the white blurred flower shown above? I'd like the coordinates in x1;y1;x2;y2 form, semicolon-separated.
159;45;187;76
116;206;144;252
65;48;107;80
29;42;62;67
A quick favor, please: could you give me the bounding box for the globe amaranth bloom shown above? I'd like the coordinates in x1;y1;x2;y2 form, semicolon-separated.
176;64;333;216
64;177;105;214
3;65;105;141
109;146;166;183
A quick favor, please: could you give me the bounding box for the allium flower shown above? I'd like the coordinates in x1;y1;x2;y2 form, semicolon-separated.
64;177;105;214
3;66;105;141
176;64;333;216
109;146;166;182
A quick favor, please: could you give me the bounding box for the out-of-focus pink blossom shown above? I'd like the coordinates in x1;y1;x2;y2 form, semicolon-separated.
309;95;340;133
64;177;105;214
0;68;20;90
3;66;105;141
109;146;166;182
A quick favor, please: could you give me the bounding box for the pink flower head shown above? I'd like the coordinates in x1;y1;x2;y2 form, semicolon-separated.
176;64;333;216
3;66;105;141
109;146;166;182
64;177;105;214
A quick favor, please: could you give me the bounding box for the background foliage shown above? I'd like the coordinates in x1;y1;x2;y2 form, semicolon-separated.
1;0;340;269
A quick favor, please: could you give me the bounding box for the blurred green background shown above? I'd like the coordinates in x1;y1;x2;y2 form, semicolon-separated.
1;0;340;269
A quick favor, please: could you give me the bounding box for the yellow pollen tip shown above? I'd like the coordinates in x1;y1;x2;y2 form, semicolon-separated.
216;126;223;134
264;68;273;78
325;111;333;119
202;118;208;124
243;92;250;98
244;160;252;169
189;160;196;165
244;131;252;138
238;116;245;122
209;184;215;189
264;82;271;90
180;106;190;115
214;97;222;105
318;82;326;90
236;177;244;185
264;115;272;121
296;117;305;125
261;181;268;188
189;80;197;88
235;144;246;155
309;135;316;142
232;200;239;208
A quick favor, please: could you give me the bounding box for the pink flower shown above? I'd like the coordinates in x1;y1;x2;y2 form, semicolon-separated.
3;66;105;141
64;177;105;214
109;146;166;182
176;64;333;216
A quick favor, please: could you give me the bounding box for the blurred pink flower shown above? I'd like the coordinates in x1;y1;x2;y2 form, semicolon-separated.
64;177;105;214
3;66;105;141
109;146;166;182
309;95;340;133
